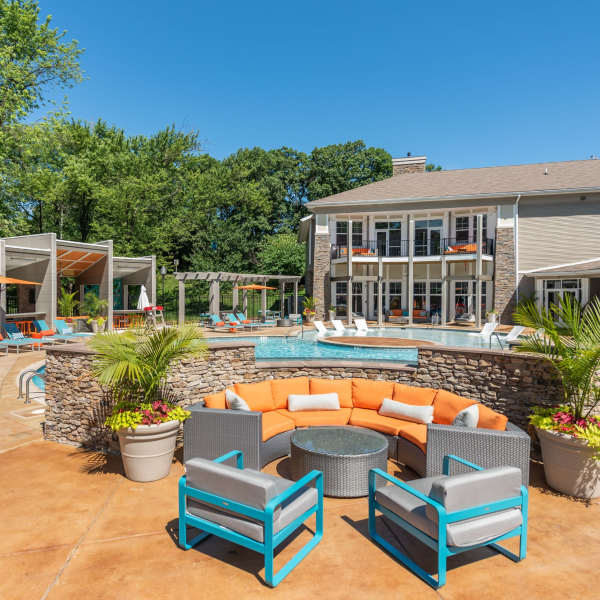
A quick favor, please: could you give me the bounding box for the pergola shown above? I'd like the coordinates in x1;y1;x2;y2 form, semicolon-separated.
174;271;301;325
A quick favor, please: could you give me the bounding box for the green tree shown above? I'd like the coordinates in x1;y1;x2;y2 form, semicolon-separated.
425;163;442;172
306;140;392;201
0;0;84;126
258;233;305;276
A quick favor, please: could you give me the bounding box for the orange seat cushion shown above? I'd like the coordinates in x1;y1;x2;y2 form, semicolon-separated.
234;381;275;412
477;404;509;431
395;420;428;453
203;390;226;409
271;377;310;409
262;411;295;441
393;384;437;406
278;408;351;427
309;378;353;408
433;389;478;425
352;378;395;410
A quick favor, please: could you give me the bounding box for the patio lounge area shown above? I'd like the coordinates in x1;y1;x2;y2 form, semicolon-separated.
1;440;598;600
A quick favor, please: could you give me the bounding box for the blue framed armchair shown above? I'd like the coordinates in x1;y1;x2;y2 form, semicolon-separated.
178;450;323;587
368;455;528;588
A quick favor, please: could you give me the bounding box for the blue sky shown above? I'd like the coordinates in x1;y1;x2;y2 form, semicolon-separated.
34;0;600;169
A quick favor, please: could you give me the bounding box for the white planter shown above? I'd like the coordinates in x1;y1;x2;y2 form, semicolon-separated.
117;420;180;482
487;313;498;324
536;427;600;499
328;310;336;322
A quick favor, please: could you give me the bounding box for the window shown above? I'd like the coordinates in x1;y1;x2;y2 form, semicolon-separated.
455;215;488;244
429;281;442;316
543;279;581;312
389;281;402;310
335;221;362;247
413;281;427;310
375;221;402;256
455;216;469;242
414;219;442;256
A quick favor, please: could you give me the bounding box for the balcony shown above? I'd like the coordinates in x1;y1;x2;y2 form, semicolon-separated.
331;237;495;259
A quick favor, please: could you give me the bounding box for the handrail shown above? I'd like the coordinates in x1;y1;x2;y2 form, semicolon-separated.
25;371;44;404
18;368;39;398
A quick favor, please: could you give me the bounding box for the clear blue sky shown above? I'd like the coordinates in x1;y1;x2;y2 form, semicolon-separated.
34;0;600;169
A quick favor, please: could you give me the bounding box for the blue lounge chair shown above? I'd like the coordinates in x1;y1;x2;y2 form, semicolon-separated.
53;319;92;337
368;455;528;589
224;314;245;330
179;450;323;587
206;314;226;329
0;332;43;354
32;319;74;343
3;322;52;352
232;312;262;331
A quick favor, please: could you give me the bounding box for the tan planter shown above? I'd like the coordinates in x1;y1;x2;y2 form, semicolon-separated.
117;420;180;482
537;427;600;499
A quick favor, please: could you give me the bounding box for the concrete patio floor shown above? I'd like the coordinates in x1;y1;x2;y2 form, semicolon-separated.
1;440;598;600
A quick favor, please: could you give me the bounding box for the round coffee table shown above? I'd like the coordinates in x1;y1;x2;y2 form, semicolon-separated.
290;426;388;497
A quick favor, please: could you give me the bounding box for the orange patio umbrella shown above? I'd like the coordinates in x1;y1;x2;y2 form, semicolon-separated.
233;283;277;319
0;276;41;285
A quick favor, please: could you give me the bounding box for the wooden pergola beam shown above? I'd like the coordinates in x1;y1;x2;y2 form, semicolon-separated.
174;271;300;282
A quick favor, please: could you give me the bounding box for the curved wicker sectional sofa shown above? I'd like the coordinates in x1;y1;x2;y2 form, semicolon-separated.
184;377;531;485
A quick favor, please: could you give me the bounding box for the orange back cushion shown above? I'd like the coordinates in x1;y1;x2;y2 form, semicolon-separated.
310;378;353;408
352;378;395;410
203;390;226;409
270;377;309;409
391;309;402;316
433;389;478;424
393;384;437;406
234;380;275;412
477;404;508;431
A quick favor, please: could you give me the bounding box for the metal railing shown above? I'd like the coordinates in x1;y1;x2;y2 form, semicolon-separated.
332;237;495;259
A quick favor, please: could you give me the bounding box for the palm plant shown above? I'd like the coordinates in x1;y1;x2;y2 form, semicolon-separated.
81;291;108;319
88;326;208;430
57;289;80;317
513;294;600;420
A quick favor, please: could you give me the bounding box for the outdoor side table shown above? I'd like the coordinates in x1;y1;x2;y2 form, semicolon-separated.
277;318;292;327
290;426;388;497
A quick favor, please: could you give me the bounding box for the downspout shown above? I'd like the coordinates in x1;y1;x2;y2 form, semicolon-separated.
514;195;521;306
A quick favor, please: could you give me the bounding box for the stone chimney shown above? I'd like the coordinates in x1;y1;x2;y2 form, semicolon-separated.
392;155;427;175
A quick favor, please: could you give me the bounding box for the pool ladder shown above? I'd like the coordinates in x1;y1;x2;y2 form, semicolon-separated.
18;369;45;404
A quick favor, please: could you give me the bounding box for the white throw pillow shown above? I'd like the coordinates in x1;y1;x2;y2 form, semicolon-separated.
452;404;479;428
378;398;434;424
225;389;250;411
288;393;340;412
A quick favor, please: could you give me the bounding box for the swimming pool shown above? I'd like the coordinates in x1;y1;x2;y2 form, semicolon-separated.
32;365;45;391
210;327;507;363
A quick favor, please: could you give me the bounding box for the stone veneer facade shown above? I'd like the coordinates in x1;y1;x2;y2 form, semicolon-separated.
493;226;517;324
311;230;331;319
44;340;561;452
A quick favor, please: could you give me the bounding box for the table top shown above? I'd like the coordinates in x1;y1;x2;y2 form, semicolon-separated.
291;426;387;457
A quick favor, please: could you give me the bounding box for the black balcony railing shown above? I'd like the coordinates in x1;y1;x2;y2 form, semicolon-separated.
331;236;494;259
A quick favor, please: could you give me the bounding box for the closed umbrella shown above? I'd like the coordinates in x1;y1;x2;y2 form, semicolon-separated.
137;285;151;310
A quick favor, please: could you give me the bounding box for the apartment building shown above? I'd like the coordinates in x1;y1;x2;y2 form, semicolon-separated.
300;156;600;325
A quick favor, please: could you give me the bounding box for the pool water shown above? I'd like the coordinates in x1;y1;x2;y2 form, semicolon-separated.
32;365;45;391
210;327;507;363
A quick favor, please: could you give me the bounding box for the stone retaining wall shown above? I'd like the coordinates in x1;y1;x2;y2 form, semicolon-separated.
43;341;562;451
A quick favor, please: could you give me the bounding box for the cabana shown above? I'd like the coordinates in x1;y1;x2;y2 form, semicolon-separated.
174;272;301;326
0;233;156;332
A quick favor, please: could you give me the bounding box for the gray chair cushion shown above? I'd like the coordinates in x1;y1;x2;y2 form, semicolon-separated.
425;466;522;518
375;468;524;548
185;458;318;542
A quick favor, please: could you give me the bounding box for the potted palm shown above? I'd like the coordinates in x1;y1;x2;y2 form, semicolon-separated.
303;296;316;322
81;291;109;333
514;295;600;498
89;326;207;482
57;289;80;318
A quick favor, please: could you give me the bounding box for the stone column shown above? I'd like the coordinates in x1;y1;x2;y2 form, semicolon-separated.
209;280;220;316
493;207;517;324
178;279;185;325
232;282;239;312
123;284;129;310
279;282;285;316
311;215;331;320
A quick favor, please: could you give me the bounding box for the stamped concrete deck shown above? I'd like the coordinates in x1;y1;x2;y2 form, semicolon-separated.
0;440;598;600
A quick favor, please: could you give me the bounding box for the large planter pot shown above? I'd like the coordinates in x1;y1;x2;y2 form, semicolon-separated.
328;310;336;322
304;313;314;323
536;427;600;499
117;420;180;482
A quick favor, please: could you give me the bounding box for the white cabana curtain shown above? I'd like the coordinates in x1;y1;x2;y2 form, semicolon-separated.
137;285;151;310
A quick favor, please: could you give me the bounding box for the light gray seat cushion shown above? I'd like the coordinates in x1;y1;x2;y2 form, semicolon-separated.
375;467;523;548
185;458;318;542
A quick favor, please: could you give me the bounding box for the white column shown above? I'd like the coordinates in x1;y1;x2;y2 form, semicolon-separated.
123;284;129;310
347;218;353;325
293;279;298;314
408;216;415;325
279;281;285;317
178;279;185;326
232;281;239;312
209;280;220;316
476;214;483;328
581;278;590;305
377;255;383;327
441;257;447;325
242;289;248;314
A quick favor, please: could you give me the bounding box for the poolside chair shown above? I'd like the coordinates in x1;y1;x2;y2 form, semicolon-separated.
288;313;302;325
33;319;74;343
313;320;329;336
354;318;370;335
368;455;527;589
179;451;323;587
224;314;245;331
477;322;497;337
206;314;226;329
227;313;260;331
53;319;92;337
492;325;525;350
331;319;347;334
0;332;44;354
3;323;52;352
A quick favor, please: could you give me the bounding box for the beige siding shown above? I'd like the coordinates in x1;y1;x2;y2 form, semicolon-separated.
518;194;600;271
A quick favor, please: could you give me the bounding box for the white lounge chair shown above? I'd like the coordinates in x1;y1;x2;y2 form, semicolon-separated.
354;318;369;335
478;322;497;336
331;319;346;334
313;320;329;336
492;325;524;349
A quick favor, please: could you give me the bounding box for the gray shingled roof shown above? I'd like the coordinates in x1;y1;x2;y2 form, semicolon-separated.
307;159;600;208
